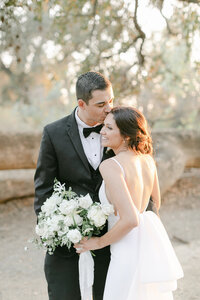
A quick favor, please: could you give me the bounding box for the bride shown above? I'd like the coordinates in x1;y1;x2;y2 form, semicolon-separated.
75;106;183;300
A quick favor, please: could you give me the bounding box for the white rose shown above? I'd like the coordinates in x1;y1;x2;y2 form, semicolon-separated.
87;206;107;227
36;221;54;239
41;194;62;215
87;206;99;221
50;194;63;204
49;214;65;232
93;212;106;227
67;229;82;244
51;214;65;224
78;194;93;209
59;199;78;215
100;203;114;216
63;215;74;227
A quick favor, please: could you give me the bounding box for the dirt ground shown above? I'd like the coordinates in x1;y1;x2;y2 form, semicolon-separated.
0;168;200;300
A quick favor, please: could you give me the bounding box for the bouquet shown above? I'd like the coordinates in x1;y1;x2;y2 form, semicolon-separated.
34;179;114;255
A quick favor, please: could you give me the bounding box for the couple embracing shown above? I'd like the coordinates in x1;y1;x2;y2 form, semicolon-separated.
34;71;183;300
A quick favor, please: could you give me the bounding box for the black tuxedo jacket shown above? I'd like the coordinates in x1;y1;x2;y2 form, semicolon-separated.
34;108;114;216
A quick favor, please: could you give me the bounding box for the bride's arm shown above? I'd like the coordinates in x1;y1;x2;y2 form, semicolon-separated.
75;159;139;252
151;166;161;211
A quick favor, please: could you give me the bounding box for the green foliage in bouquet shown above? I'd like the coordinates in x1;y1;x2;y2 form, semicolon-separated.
33;179;114;254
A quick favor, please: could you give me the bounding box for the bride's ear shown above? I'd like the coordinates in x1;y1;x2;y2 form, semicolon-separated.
123;136;130;144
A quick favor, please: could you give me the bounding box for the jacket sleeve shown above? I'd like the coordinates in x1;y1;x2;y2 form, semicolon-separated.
34;126;58;216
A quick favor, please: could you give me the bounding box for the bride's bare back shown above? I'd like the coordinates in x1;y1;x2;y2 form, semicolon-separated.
101;151;160;214
117;152;160;212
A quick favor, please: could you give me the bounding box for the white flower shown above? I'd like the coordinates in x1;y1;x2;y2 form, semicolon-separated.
87;206;107;227
49;214;65;232
74;214;83;226
67;229;82;244
63;215;74;227
59;199;78;215
58;228;69;237
41;194;62;215
53;181;66;194
78;194;93;209
51;214;65;224
100;203;114;216
36;221;54;239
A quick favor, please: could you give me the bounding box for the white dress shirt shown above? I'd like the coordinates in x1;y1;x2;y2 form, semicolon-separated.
75;108;104;170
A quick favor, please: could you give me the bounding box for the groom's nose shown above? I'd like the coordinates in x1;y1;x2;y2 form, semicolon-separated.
104;102;112;113
100;126;105;134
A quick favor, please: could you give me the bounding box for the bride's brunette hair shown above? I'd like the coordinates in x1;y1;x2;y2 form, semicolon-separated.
111;107;153;155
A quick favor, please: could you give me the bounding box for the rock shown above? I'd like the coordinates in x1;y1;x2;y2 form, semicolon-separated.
152;129;200;195
152;129;200;167
0;131;42;170
154;140;186;195
0;169;35;203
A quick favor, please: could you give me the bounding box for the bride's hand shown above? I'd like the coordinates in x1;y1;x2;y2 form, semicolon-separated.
74;237;101;253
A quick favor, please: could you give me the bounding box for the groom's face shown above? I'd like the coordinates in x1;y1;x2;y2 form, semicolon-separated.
80;87;114;126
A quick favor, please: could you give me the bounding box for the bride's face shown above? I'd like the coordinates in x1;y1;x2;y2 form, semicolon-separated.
100;113;124;150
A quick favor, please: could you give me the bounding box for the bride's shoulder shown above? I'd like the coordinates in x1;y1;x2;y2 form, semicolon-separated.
143;154;156;166
99;158;120;175
100;158;115;169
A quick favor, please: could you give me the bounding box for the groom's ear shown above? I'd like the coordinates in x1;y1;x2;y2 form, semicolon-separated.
78;99;87;110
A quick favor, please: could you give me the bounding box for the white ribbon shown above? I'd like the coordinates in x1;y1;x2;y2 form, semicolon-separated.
79;251;94;300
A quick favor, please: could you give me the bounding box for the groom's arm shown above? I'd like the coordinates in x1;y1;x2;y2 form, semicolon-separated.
34;126;58;216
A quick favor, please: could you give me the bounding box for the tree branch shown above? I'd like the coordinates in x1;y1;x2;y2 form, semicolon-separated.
90;0;98;38
133;0;146;65
159;9;178;36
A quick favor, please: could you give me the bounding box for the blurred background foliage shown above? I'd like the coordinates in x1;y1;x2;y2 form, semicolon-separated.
0;0;200;130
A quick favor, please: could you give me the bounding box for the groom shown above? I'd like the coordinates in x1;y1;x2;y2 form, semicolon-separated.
34;71;114;300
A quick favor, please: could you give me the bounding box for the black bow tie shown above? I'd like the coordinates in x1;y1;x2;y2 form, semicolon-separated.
83;124;103;138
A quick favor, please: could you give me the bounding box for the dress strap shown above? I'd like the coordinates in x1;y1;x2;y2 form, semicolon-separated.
110;157;125;178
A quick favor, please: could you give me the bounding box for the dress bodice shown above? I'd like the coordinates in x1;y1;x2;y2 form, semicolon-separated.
99;180;120;230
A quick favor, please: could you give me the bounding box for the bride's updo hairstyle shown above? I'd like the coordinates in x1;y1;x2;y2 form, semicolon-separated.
111;107;153;155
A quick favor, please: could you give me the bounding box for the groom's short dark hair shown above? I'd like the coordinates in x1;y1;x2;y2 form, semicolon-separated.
76;71;111;104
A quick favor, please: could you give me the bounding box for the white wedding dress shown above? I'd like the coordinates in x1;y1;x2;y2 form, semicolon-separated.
99;158;183;300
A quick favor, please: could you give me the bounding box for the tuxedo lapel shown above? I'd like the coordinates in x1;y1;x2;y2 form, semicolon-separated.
102;147;115;162
66;109;90;173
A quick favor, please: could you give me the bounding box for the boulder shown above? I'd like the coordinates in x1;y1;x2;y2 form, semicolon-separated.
0;131;42;170
0;169;35;203
152;129;200;194
153;137;186;194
